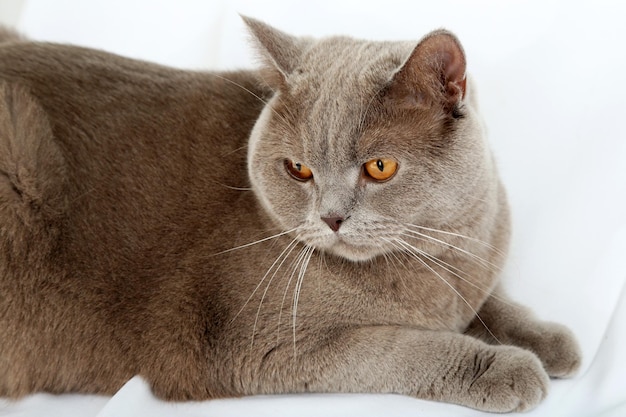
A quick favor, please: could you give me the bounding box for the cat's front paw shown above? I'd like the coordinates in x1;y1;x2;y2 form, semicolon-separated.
524;322;582;378
465;346;549;413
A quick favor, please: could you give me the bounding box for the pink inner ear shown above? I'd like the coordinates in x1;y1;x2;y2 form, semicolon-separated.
388;30;467;111
439;46;467;101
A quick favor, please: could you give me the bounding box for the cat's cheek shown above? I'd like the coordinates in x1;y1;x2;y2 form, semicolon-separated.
401;154;487;225
362;170;429;222
259;171;316;231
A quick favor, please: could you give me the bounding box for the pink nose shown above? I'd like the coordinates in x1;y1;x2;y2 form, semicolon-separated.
321;216;345;232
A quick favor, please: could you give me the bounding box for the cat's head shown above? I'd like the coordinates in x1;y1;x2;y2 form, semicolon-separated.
245;17;499;262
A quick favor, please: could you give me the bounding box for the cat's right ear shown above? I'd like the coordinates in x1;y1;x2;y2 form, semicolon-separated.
242;16;307;90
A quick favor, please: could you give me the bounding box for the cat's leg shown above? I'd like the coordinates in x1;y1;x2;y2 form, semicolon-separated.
464;285;581;378
241;327;549;412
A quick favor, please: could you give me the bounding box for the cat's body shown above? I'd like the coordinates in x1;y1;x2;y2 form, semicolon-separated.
0;20;580;412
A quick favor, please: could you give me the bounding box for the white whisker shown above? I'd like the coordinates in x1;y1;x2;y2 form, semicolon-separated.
292;245;314;358
209;74;300;138
276;244;311;344
393;238;502;345
211;228;298;256
399;234;512;306
250;237;301;348
230;236;300;325
402;228;501;272
381;245;413;294
214;181;253;191
405;223;505;257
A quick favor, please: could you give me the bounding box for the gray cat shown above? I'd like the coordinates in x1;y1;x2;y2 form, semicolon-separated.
0;17;580;412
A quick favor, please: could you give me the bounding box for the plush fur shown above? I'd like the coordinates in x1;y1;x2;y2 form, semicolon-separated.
0;18;580;412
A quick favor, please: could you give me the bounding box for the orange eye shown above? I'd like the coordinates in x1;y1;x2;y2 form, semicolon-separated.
364;158;398;181
285;160;313;181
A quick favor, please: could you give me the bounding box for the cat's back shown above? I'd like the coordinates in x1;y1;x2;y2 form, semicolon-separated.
0;38;271;396
0;40;266;165
0;39;268;282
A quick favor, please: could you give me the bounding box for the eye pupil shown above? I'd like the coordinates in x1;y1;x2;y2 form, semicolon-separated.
285;159;313;181
363;157;398;182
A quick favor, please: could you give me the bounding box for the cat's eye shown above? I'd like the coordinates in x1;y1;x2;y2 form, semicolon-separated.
285;160;314;181
363;158;398;182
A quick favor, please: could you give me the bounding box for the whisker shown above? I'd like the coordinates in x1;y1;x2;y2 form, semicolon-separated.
393;238;502;345
211;228;298;256
229;237;300;325
402;228;501;272
210;73;299;138
219;144;248;157
399;234;513;307
399;232;486;278
292;245;314;358
69;186;99;204
276;243;311;344
250;237;301;348
211;72;271;109
380;242;413;293
405;223;506;257
212;181;253;192
357;83;385;133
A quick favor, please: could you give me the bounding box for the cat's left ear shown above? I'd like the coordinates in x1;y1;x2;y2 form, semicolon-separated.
242;16;308;89
387;30;467;113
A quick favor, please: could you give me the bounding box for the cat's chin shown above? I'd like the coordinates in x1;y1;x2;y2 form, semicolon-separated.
319;239;388;263
299;230;392;262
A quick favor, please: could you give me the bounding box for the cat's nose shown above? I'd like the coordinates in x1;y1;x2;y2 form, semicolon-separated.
321;216;345;232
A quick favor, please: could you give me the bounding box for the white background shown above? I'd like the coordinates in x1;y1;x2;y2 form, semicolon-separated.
1;1;625;416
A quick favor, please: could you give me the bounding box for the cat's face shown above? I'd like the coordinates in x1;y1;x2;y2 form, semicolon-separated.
246;19;496;262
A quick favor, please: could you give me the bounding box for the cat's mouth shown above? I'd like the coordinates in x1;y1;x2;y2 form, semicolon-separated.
309;233;389;262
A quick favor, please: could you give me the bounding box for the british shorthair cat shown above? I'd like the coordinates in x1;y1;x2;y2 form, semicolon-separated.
0;17;580;412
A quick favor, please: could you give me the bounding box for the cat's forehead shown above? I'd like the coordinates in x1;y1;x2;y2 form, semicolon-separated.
279;38;416;158
293;37;415;96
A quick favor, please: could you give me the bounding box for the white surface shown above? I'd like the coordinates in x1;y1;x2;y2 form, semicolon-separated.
1;0;625;416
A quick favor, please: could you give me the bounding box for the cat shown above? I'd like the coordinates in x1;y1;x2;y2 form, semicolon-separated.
0;17;581;412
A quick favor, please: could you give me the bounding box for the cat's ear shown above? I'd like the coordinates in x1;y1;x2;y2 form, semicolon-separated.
242;16;307;89
387;30;467;113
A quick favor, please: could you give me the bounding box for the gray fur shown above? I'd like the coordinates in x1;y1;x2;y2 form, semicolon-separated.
0;18;580;412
